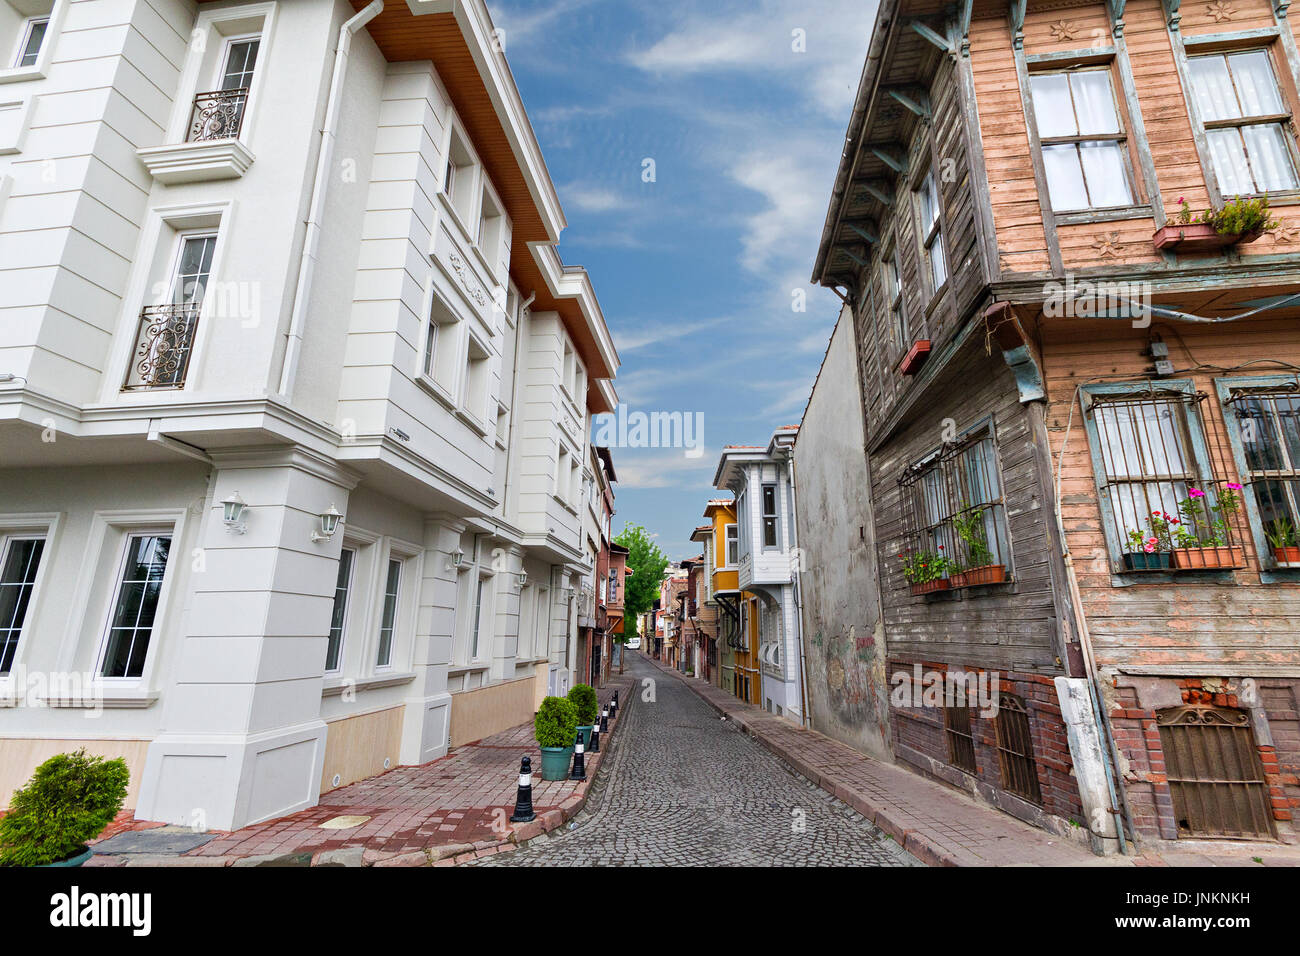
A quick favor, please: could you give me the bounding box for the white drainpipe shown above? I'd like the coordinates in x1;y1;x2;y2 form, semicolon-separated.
278;0;385;399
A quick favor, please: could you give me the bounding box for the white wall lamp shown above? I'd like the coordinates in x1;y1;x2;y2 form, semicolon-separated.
517;569;528;588
221;492;248;535
446;547;465;571
311;504;344;544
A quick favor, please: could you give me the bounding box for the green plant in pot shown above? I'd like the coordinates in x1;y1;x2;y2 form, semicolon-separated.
0;749;129;867
1267;517;1300;567
534;696;578;781
567;684;599;748
951;505;1006;586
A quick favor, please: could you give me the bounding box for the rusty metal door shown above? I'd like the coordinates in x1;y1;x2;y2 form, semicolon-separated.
1158;705;1277;840
994;695;1042;804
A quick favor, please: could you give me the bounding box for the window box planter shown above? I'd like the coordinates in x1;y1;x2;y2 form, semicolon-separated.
1272;546;1300;568
1171;546;1246;570
1122;551;1172;571
910;578;950;596
899;339;932;376
1152;223;1262;254
951;564;1007;587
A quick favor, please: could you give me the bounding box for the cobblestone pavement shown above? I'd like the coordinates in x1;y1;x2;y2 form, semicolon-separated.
475;655;918;867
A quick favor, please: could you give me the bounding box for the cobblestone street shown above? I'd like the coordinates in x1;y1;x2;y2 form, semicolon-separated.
475;654;917;867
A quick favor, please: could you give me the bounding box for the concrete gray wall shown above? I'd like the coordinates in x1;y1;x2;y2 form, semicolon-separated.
794;308;892;761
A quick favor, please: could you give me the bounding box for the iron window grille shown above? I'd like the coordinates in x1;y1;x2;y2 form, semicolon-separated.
1220;379;1300;570
188;88;250;142
123;303;202;390
897;422;1011;589
943;705;978;774
1157;704;1277;839
1081;384;1249;572
994;694;1043;805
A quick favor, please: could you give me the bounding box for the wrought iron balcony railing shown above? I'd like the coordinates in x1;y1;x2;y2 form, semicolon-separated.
187;88;249;143
122;303;201;390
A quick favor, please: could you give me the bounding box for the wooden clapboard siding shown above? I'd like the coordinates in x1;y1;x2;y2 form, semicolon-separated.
871;336;1062;673
1180;0;1278;35
1038;316;1300;673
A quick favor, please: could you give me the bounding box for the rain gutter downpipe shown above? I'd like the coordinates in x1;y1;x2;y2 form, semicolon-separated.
278;0;385;399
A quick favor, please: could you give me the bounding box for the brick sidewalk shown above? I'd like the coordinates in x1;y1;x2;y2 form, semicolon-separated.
639;654;1123;867
88;678;634;867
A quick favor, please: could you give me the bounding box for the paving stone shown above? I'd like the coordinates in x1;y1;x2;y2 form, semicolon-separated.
230;851;314;867
312;847;365;867
92;826;217;856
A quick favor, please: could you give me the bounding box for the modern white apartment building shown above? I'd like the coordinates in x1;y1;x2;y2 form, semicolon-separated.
0;0;618;830
714;427;805;723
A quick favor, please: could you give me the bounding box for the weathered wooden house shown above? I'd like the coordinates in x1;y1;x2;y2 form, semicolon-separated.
811;0;1300;848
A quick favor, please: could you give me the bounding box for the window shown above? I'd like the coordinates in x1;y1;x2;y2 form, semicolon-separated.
915;171;947;292
0;536;44;675
100;534;171;679
943;706;977;774
725;524;739;566
470;576;487;660
171;232;217;306
556;443;570;501
461;334;490;424
219;37;258;91
422;292;461;395
443;128;475;219
188;36;259;142
1189;49;1299;195
1082;385;1247;570
375;558;401;668
883;246;905;348
326;548;354;673
607;567;618;601
124;232;216;391
900;423;1010;585
994;696;1042;804
14;15;47;68
562;341;576;398
1030;68;1134;211
761;484;779;549
1219;378;1300;569
443;156;456;197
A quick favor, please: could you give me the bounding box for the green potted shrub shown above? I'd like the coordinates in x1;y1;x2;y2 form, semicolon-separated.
1154;195;1279;253
0;749;129;867
567;684;599;748
534;696;578;781
902;547;953;595
951;506;1006;586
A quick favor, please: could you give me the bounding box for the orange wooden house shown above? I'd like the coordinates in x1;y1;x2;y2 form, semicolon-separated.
814;0;1300;849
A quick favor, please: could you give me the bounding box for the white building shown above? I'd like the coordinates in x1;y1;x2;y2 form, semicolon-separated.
0;0;618;830
714;427;805;722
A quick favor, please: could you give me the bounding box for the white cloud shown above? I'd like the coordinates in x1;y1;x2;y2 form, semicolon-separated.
613;449;717;490
562;181;630;213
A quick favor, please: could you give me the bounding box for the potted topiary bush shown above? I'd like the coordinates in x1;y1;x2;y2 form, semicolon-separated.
534;696;578;781
0;749;129;867
567;684;598;748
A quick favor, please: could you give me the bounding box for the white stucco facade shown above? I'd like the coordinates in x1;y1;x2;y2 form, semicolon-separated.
0;0;617;829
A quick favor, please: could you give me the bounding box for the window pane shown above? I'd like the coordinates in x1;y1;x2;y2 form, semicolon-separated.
471;579;485;659
326;549;354;672
1242;123;1299;192
1031;73;1077;138
174;235;216;305
1237;396;1286;471
376;559;401;667
0;538;44;675
1189;55;1243;122
101;535;171;679
920;175;940;232
1042;144;1089;211
929;229;947;288
221;39;259;90
1227;50;1284;116
1069;71;1120;135
1079;141;1133;207
1206;128;1255;196
18;18;48;67
1094;401;1193;478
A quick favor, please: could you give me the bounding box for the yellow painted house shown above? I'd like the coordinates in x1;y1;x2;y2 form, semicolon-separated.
704;499;757;704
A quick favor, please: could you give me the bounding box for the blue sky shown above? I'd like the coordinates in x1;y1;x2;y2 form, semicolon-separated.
489;0;878;560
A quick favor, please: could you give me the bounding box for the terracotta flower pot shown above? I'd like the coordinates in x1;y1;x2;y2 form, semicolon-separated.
1272;545;1300;568
1152;223;1262;253
910;578;950;596
952;564;1006;587
1171;546;1246;570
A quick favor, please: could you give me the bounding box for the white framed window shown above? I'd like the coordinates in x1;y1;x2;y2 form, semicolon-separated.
98;533;172;680
422;290;463;398
375;557;401;668
461;332;490;425
1188;48;1299;195
177;6;275;145
442;126;476;223
169;231;218;305
915;171;947;292
883;244;905;349
325;548;355;673
556;442;571;502
761;484;779;549
470;574;491;661
0;533;45;676
1030;67;1135;212
13;15;46;68
724;523;739;566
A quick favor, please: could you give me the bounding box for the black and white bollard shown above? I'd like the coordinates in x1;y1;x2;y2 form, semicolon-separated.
589;720;600;753
599;706;609;733
509;756;535;823
569;736;587;781
609;693;617;718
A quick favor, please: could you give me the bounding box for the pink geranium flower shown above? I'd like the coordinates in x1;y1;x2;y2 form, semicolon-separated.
1188;488;1205;498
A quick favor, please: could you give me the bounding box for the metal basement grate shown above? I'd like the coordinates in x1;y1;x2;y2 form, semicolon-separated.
994;695;1042;805
1158;705;1277;840
943;706;977;774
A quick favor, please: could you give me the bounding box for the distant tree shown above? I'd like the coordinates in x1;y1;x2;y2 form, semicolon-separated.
613;524;669;673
